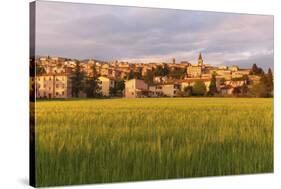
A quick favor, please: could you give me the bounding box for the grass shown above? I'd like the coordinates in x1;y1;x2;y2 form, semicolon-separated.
35;98;273;187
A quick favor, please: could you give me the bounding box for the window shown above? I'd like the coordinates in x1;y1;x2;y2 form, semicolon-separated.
49;77;51;81
62;91;64;95
56;84;59;88
56;92;59;96
56;78;59;81
62;84;65;88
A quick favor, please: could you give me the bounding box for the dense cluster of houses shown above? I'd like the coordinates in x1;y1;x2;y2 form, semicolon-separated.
31;53;261;98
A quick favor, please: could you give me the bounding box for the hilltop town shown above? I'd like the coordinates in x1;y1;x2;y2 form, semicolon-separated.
30;53;273;99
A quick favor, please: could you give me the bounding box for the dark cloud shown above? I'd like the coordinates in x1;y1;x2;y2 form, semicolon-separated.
35;1;273;69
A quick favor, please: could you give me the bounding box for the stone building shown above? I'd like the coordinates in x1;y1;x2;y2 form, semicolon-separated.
187;53;205;77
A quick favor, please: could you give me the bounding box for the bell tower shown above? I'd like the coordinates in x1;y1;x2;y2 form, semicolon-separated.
198;52;203;67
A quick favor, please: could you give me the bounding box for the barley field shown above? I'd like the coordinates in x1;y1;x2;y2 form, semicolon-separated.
35;98;273;187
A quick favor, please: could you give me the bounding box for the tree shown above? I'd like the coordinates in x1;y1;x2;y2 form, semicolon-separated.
155;64;169;77
256;70;273;97
127;71;142;80
71;61;85;97
208;74;217;95
258;67;264;75
192;80;206;96
134;72;142;79
109;87;116;97
232;87;241;96
267;68;273;95
110;80;125;97
250;63;264;75
127;70;135;80
84;66;102;98
169;68;186;79
250;82;268;97
116;80;125;94
143;70;154;85
183;86;193;96
162;64;170;76
220;77;226;85
251;63;259;75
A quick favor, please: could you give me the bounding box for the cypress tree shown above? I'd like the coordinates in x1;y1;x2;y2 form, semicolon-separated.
71;61;85;97
209;74;217;95
267;68;273;95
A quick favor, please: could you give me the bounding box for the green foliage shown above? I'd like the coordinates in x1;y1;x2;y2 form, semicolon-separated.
127;71;142;80
232;87;241;96
155;64;169;76
35;98;273;186
183;86;193;96
110;80;125;97
71;61;85;97
143;70;155;85
169;68;186;79
192;80;206;96
250;63;264;75
266;68;273;95
250;70;273;98
250;82;268;98
127;70;135;80
208;74;217;96
84;66;102;98
220;78;226;85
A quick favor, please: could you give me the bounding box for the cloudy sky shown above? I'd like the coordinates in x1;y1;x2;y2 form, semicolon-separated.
35;1;274;69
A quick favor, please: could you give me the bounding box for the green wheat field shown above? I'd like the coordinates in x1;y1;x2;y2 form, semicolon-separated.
35;98;273;187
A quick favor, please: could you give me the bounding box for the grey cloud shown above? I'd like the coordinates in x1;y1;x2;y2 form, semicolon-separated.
35;1;274;69
224;52;274;70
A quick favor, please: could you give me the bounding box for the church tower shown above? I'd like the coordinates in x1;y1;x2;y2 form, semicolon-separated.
198;52;203;67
